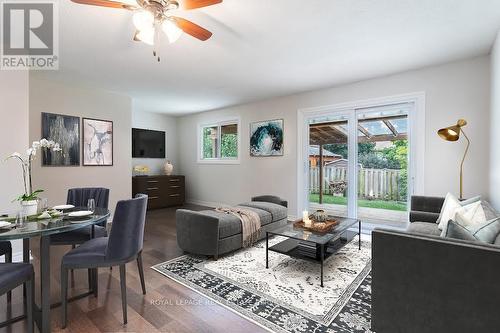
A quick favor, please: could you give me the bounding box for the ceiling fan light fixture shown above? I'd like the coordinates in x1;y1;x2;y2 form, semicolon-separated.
162;19;182;43
136;27;155;45
133;9;154;31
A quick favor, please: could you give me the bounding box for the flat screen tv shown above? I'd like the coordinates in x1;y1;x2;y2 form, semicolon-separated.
132;128;165;158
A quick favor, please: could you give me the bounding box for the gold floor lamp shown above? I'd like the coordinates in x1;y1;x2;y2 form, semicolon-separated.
437;119;470;200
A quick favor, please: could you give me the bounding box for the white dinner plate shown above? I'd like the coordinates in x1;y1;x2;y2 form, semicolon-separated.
68;210;93;218
53;204;75;210
0;221;12;229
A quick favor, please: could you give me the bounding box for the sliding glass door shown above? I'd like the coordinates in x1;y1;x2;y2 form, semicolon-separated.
305;102;414;228
308;113;352;218
356;104;410;227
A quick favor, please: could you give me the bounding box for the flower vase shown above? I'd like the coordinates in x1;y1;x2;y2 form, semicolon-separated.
21;200;38;216
163;161;173;176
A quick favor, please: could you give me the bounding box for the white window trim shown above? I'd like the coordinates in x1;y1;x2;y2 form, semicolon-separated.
197;117;241;164
296;92;426;218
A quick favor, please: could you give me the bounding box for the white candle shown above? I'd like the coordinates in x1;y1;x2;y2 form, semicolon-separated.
302;210;309;222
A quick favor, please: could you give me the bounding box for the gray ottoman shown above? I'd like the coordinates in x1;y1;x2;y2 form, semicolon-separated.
176;196;288;259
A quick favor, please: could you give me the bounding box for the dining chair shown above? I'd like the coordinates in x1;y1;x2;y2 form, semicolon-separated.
49;188;109;291
0;241;12;302
60;194;148;328
49;188;110;245
0;263;34;333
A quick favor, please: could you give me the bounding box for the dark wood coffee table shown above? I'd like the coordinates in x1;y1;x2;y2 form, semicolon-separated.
265;217;361;287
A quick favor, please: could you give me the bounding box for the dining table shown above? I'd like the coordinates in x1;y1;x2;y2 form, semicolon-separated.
0;207;110;333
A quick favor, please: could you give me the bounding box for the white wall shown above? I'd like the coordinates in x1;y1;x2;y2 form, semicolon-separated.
29;76;132;211
490;34;500;210
0;71;29;213
132;110;178;175
177;56;491;216
0;71;30;260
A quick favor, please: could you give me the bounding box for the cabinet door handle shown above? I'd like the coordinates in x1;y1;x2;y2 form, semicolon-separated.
147;187;159;190
149;196;159;200
170;185;180;188
169;179;180;182
169;194;180;197
147;180;159;183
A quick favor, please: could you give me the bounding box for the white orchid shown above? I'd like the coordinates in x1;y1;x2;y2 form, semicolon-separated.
6;138;62;202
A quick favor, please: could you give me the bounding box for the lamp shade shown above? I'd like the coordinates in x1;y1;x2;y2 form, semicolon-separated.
437;119;467;142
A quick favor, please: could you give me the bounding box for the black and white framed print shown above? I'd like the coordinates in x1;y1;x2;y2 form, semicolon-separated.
41;112;80;166
82;118;113;166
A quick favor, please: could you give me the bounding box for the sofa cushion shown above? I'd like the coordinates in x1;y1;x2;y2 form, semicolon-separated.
235;206;273;226
200;207;275;239
200;210;242;239
407;222;441;236
238;202;288;221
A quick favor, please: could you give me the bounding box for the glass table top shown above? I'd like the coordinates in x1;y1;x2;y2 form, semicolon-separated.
268;217;359;245
0;207;110;241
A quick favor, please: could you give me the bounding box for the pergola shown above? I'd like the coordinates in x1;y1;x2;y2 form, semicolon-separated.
309;114;408;203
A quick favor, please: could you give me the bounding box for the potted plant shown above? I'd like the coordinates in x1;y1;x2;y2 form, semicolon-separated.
6;139;61;216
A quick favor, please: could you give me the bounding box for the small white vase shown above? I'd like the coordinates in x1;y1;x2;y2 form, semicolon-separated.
21;200;38;216
163;161;173;176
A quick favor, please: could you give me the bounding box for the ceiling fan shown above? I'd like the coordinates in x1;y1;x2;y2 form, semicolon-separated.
70;0;222;61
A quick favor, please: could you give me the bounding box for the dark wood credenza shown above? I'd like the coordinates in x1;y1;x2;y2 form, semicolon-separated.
132;175;185;210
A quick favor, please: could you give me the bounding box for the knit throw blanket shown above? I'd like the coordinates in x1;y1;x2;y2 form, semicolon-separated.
215;207;261;247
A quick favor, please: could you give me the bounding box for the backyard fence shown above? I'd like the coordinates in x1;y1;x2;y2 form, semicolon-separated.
309;167;403;201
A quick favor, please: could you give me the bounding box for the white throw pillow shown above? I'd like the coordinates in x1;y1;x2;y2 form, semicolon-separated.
454;202;487;227
437;193;481;231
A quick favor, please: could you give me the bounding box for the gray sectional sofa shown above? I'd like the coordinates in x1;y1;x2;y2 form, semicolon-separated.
372;195;500;333
176;195;288;259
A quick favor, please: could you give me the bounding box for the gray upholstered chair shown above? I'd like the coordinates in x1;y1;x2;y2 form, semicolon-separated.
0;263;34;333
0;241;12;302
50;187;110;245
251;195;288;208
60;194;148;328
50;188;110;291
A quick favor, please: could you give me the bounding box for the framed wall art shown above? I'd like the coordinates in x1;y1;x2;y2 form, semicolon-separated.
82;118;113;166
250;119;284;157
41;112;80;166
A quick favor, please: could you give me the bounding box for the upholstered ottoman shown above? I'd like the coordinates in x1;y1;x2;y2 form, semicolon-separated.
176;196;288;259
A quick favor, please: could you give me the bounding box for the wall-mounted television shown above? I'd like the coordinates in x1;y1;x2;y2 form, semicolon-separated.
132;128;165;158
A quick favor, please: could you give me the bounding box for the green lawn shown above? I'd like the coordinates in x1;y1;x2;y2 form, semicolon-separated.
309;193;407;211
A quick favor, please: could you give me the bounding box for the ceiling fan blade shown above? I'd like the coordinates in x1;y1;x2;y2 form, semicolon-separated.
173;17;212;41
181;0;222;10
70;0;133;9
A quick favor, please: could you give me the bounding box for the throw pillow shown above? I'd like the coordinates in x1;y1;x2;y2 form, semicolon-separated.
444;220;477;242
453;201;486;227
481;200;500;220
468;217;500;243
437;193;481;231
445;217;500;244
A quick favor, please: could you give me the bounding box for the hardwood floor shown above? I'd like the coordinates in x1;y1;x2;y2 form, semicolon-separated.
0;205;267;333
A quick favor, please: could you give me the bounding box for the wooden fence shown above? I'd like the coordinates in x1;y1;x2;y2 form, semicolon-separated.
310;167;402;201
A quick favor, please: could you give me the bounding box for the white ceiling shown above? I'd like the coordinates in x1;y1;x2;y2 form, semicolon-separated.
37;0;500;115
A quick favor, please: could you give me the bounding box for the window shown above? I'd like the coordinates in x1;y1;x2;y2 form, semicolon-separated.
199;119;240;163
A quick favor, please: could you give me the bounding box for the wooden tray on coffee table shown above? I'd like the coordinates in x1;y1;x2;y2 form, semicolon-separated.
293;219;339;233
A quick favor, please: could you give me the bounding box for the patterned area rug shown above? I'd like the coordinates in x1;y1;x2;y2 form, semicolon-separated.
152;237;372;333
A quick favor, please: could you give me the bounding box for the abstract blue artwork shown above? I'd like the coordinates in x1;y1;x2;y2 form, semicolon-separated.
250;119;284;156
